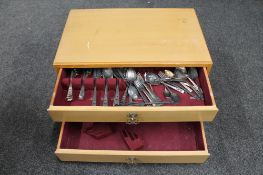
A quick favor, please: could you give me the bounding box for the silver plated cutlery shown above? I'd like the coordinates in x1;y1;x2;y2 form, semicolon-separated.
102;68;113;106
91;69;100;106
78;69;91;100
163;87;180;104
66;69;77;102
113;79;120;106
65;67;204;106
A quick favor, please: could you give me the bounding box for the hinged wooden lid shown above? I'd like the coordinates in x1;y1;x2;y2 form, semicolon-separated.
54;8;212;71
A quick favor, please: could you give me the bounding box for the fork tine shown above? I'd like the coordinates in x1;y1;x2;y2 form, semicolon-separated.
158;71;166;78
157;71;163;78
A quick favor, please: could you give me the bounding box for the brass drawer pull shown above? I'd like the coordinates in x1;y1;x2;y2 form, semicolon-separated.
126;113;139;125
127;157;138;164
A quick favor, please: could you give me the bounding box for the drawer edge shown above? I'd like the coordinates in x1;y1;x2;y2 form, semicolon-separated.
54;122;209;163
48;105;218;122
55;149;209;163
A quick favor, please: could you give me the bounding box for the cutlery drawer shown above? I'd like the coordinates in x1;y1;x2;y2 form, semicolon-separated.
55;121;209;163
48;67;218;122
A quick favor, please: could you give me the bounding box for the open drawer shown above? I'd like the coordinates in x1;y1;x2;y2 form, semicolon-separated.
48;67;218;122
55;122;209;163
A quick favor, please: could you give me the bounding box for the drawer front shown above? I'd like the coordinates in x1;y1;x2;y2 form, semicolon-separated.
55;150;209;164
48;106;217;122
55;122;209;164
48;67;218;122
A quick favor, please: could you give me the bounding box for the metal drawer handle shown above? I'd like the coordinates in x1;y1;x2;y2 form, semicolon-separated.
126;113;139;125
127;157;138;164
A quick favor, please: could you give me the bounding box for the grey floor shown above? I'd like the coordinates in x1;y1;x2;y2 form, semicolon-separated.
0;0;262;175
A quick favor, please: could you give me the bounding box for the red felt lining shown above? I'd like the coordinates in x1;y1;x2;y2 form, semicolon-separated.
53;68;212;106
60;122;205;151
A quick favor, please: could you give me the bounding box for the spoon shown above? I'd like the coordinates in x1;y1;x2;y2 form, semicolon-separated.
188;67;203;95
176;67;187;74
126;68;137;82
103;68;113;78
128;85;139;100
174;69;188;79
188;67;198;79
164;70;175;78
145;72;161;85
163;87;171;97
102;68;113;106
120;68;138;105
163;87;180;104
134;79;155;104
177;68;202;93
145;72;185;94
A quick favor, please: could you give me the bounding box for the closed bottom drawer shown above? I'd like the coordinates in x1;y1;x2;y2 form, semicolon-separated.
55;121;209;163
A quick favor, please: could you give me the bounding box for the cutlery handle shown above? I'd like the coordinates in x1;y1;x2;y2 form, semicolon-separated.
102;79;108;106
141;89;156;106
66;85;73;101
143;84;160;102
92;79;97;106
180;82;193;92
133;85;148;104
120;86;128;106
113;79;120;106
128;101;175;106
78;81;85;100
187;77;201;93
78;70;90;100
162;82;184;94
66;71;74;101
79;85;85;99
162;78;185;82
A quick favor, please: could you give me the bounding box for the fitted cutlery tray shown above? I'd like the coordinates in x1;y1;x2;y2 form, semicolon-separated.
55;121;209;163
48;67;218;122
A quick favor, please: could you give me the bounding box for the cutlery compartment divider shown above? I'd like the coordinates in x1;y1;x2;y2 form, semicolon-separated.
53;67;212;107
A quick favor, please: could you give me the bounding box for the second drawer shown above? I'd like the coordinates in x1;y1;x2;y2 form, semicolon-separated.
55;121;209;163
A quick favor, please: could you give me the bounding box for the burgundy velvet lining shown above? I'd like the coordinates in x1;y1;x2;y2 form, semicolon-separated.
53;68;212;106
60;122;205;151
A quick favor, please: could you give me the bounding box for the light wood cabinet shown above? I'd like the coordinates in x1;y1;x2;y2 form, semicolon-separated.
48;8;218;163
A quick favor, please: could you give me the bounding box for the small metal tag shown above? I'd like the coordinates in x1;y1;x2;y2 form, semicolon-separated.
126;113;139;125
